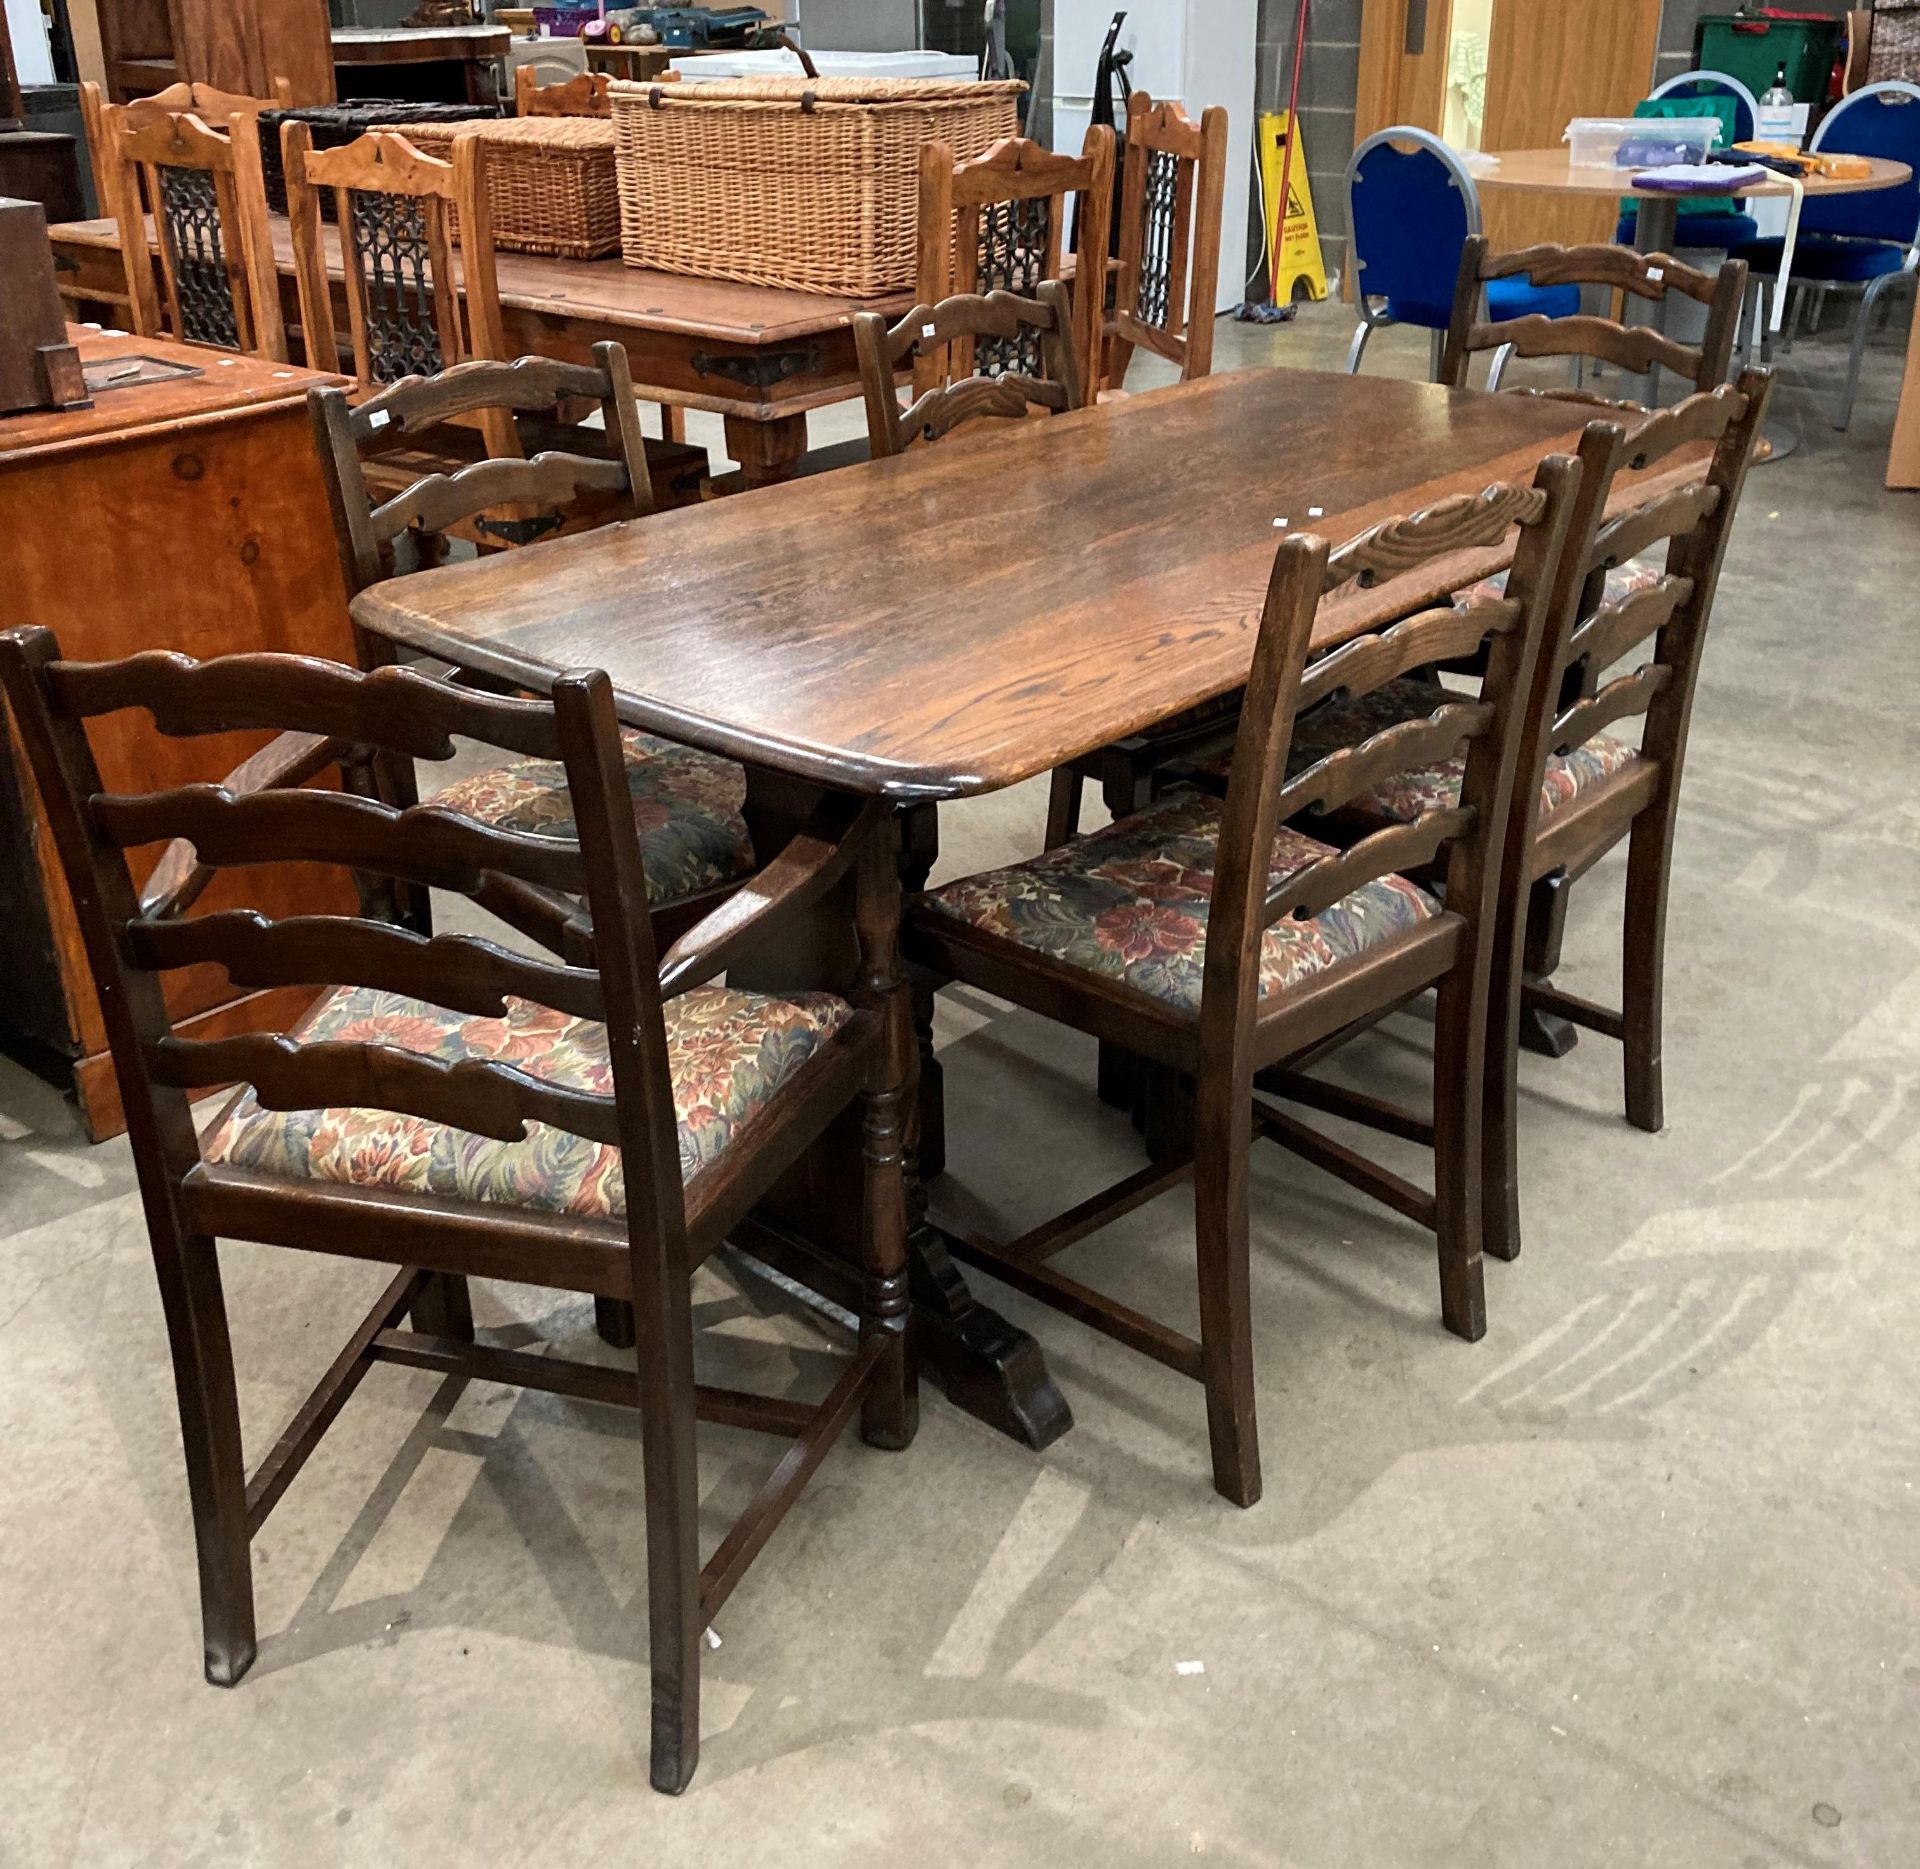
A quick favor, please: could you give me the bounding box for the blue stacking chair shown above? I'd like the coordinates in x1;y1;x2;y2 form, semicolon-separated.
1731;80;1920;428
1344;128;1580;380
1615;72;1763;251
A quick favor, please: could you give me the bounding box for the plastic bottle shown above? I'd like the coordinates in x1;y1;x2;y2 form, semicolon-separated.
1762;63;1793;108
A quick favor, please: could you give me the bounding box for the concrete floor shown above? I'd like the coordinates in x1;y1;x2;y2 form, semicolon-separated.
3;297;1918;1867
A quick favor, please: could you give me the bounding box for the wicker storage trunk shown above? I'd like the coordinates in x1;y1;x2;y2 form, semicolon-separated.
610;76;1024;296
258;100;502;218
396;117;623;260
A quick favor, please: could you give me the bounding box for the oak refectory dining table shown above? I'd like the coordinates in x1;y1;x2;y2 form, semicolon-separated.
350;366;1701;1444
46;214;912;487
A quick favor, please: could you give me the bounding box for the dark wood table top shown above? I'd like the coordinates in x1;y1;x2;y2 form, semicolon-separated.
353;368;1681;802
49;216;914;349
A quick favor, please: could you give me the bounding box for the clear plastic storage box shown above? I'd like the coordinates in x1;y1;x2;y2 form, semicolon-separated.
1563;116;1720;169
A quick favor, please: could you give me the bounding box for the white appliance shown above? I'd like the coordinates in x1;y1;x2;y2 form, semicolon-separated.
1052;0;1258;314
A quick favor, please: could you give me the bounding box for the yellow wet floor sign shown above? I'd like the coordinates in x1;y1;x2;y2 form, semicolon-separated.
1261;110;1328;304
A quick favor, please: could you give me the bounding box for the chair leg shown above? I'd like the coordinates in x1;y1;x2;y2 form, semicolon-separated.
154;1232;257;1687
1430;977;1488;1342
1517;870;1579;1059
1429;327;1445;381
411;1272;474;1342
1620;814;1672;1136
1834;276;1900;431
1481;877;1527;1268
1044;766;1083;849
1486;342;1517;392
1345;319;1374;374
629;1248;702;1792
1096;1038;1137;1111
1193;1084;1260;1507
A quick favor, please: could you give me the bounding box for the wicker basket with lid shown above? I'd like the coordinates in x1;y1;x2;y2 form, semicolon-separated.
610;75;1025;296
395;116;623;260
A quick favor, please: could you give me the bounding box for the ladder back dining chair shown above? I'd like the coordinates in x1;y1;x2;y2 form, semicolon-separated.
0;629;916;1797
1104;91;1228;390
914;128;1116;405
1236;371;1773;1265
853;282;1085;456
97;104;285;360
303;348;758;964
1439;236;1750;404
906;451;1588;1505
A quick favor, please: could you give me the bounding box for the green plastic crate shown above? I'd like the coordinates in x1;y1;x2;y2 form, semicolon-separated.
1695;15;1842;106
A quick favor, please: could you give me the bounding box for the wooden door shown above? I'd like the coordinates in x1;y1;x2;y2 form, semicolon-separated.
1356;0;1456;147
1479;0;1662;247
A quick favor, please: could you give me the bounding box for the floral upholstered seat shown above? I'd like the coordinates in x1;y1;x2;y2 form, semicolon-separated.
1276;676;1639;826
428;728;754;903
201;983;851;1219
919;791;1439;1017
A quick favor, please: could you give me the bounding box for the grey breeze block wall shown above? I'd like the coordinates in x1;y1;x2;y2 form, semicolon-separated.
1033;0;1363;297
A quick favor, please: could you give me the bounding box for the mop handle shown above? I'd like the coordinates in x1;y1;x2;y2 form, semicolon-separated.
1271;0;1311;290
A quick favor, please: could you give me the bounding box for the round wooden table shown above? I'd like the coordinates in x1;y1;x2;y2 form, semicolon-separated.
1470;149;1913;450
1472;148;1912;256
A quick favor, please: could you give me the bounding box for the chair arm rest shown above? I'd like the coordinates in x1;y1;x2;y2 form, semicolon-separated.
657;795;885;1000
139;730;344;919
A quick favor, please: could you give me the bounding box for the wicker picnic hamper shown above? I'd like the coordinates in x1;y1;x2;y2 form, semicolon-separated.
258;100;502;218
609;76;1024;296
1869;0;1920;81
394;117;623;259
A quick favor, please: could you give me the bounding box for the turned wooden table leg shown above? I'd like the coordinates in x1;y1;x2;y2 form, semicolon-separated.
717;772;1072;1451
723;412;809;489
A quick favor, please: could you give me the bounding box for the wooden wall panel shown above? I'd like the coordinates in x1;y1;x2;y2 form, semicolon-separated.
169;0;335;104
1480;0;1662;247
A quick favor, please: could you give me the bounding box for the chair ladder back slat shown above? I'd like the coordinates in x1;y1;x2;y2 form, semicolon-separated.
149;1032;625;1147
1440;234;1749;399
1265;810;1475;925
1297;594;1524;714
90;783;592;898
47;649;567;761
127;912;608;1025
856;285;1084;457
1565;574;1693;680
1591;481;1722;570
1553;663;1675;756
309;343;650;596
1276;699;1496;822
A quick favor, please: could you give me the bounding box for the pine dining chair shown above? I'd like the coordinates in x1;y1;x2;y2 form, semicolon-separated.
914;129;1116;405
97;104;285;360
1104;91;1228;390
